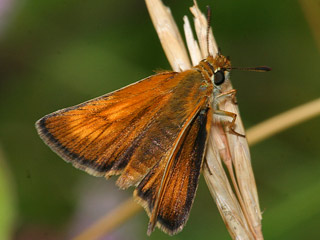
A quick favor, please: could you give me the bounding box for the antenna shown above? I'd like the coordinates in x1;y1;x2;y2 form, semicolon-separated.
228;66;272;72
206;6;211;56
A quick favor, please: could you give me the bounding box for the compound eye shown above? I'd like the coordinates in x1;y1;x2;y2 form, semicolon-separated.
214;70;225;85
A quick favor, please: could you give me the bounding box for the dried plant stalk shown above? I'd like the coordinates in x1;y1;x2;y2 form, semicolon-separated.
189;1;218;57
145;0;191;71
182;14;254;237
247;97;320;146
204;119;254;239
219;82;263;239
183;15;202;66
184;3;257;239
72;198;141;240
146;0;261;239
188;2;262;239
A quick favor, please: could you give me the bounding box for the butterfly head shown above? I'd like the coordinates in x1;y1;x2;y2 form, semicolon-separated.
199;54;271;88
195;54;231;88
206;54;231;86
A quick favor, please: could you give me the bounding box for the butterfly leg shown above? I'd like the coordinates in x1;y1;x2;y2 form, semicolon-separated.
216;89;237;104
214;109;245;137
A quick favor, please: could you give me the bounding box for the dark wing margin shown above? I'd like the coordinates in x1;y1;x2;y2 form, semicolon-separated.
134;107;212;235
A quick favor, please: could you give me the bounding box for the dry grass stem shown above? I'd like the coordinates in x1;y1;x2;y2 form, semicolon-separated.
247;98;320;146
205;120;254;239
147;0;262;239
218;82;262;239
72;198;141;240
186;3;262;239
189;1;218;57
145;0;191;71
183;16;202;66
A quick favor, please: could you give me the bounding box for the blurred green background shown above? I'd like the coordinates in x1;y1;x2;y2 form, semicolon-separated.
0;0;319;239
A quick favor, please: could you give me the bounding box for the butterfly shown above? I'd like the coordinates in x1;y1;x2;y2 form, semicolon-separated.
36;52;270;235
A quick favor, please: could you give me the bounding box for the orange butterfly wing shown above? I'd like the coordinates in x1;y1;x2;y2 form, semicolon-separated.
134;108;212;235
36;70;211;189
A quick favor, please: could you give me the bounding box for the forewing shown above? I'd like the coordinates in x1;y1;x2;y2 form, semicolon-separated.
36;72;178;177
134;108;211;235
36;70;210;189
